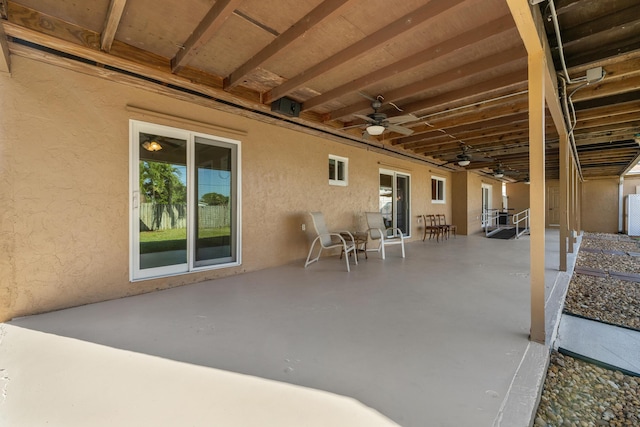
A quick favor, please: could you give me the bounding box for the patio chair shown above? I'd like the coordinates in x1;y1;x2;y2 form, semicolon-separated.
365;212;405;259
422;214;444;242
305;212;358;272
437;214;456;239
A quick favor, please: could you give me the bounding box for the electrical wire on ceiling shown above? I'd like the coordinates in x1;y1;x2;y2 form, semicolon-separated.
545;0;608;182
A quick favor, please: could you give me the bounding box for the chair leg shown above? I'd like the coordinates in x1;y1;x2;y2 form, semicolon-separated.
304;238;322;268
400;240;405;258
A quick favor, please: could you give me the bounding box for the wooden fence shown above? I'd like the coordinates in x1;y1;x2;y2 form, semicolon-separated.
140;203;230;231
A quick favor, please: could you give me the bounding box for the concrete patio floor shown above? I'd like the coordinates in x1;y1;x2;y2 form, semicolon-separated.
1;230;576;426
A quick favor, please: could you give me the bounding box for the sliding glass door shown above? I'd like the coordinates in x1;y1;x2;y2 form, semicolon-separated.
379;169;411;236
131;121;240;280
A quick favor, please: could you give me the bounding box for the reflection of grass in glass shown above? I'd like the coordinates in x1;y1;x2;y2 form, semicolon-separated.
140;227;230;253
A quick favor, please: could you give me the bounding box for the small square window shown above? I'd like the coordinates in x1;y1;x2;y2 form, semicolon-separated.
431;176;445;203
329;155;348;186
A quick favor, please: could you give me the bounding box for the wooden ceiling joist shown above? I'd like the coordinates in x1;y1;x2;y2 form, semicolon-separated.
100;0;127;52
225;0;352;90
171;0;243;73
303;14;516;113
264;0;466;104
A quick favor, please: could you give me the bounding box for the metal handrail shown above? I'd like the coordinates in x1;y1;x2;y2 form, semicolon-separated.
512;208;530;239
483;209;501;237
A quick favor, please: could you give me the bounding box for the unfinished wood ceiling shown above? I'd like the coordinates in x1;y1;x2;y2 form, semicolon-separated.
2;0;638;181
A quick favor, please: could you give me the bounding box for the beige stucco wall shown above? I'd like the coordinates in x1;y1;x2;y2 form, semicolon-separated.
0;56;456;321
581;178;620;233
505;182;530;215
623;175;640;197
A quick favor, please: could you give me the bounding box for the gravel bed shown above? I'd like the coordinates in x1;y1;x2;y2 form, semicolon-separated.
576;252;640;274
535;352;640;427
563;274;640;331
534;233;640;426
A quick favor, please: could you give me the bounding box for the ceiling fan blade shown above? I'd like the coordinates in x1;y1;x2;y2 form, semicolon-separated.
353;114;376;123
341;122;365;130
386;124;414;136
386;113;417;124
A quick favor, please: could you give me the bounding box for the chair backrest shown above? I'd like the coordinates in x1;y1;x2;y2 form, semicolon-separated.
437;214;446;226
309;212;333;246
426;214;438;227
366;212;386;240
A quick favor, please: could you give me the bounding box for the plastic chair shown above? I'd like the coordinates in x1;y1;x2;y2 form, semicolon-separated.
365;212;405;259
304;212;358;272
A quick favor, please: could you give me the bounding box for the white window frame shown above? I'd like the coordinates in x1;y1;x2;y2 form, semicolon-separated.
329;154;348;186
129;120;242;281
431;176;446;204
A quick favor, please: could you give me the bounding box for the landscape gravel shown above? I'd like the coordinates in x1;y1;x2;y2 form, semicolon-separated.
535;352;640;427
534;232;640;426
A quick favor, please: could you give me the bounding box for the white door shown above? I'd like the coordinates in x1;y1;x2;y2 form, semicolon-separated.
482;183;492;228
547;186;560;226
379;169;411;237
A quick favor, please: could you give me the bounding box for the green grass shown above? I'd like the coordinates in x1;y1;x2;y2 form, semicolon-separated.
140;227;230;242
140;227;230;253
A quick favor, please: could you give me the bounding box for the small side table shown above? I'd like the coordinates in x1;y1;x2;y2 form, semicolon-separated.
340;231;368;260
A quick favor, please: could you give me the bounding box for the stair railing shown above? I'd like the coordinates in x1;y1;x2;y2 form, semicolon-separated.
513;208;530;239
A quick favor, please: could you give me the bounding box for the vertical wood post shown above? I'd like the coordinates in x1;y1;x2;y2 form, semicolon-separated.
559;133;569;271
529;50;546;344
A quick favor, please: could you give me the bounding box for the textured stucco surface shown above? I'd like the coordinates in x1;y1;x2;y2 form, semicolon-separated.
0;56;455;321
582;178;619;233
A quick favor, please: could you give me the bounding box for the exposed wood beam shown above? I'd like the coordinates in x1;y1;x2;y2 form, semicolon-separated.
265;0;466;104
171;0;243;73
565;35;640;68
330;46;526;120
574;120;640;135
573;89;640;110
226;0;351;89
570;74;640;103
389;98;529;142
0;16;9;72
396;112;529;146
393;70;528;120
552;5;640;47
100;0;127;52
303;14;516;112
573;99;640;121
574;112;640;130
1;17;272;110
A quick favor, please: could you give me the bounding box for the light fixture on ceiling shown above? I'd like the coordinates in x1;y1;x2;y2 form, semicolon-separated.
458;159;471;166
366;124;385;136
142;140;163;152
493;171;504;178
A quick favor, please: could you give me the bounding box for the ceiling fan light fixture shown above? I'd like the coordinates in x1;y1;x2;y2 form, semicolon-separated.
366;124;385;136
458;159;471;166
493;172;504;178
142;141;163;152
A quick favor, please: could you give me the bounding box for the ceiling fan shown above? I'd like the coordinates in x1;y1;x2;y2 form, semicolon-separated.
441;145;492;166
348;95;416;136
491;163;519;179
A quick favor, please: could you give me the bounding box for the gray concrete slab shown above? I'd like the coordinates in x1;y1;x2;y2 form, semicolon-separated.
556;314;640;375
4;231;570;427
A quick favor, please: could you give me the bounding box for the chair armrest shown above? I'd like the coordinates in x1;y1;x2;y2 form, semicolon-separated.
334;230;356;244
385;227;405;240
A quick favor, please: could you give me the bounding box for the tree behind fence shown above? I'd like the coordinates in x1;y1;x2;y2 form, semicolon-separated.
140;204;229;231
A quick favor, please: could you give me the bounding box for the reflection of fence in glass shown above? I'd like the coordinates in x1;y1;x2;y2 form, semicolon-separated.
140;204;230;231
